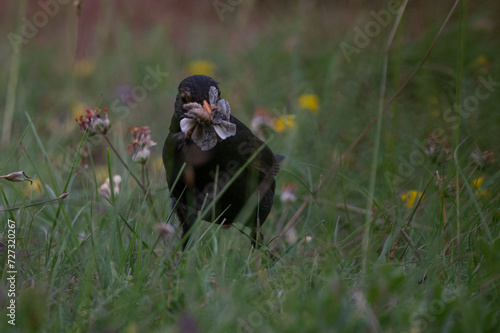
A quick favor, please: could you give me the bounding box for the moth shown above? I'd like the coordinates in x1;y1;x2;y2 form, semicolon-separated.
180;86;236;151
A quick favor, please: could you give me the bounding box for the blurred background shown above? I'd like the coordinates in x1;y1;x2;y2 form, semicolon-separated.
1;0;499;211
1;1;500;331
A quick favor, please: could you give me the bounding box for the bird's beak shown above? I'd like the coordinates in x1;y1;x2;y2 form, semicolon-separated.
203;100;212;114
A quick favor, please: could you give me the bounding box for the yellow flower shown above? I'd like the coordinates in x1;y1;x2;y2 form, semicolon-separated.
471;177;488;197
21;178;43;197
400;190;423;209
74;59;96;77
471;55;490;74
271;115;295;133
471;177;484;189
271;118;285;133
298;94;320;113
474;55;488;66
283;115;295;128
187;60;216;77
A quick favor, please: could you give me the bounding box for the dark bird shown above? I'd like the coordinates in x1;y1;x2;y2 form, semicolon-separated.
163;75;279;249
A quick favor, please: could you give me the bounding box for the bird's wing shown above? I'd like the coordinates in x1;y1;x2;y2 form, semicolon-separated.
227;116;279;190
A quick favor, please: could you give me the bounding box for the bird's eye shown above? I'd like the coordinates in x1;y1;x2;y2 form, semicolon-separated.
180;91;190;103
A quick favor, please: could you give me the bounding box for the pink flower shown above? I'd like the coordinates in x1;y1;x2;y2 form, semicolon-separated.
75;107;111;136
251;107;273;138
127;125;157;164
281;182;297;204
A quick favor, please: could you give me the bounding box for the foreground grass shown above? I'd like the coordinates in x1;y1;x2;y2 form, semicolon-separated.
1;1;500;332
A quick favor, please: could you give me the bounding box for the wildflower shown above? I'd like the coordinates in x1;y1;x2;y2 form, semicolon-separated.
76;107;111;136
280;182;297;204
285;227;298;244
471;177;488;197
78;232;87;242
115;85;133;102
98;175;122;199
298;94;320;113
74;58;96;77
127;125;157;163
424;133;451;163
251;107;273;139
270;115;295;133
400;190;423;209
187;60;216;77
154;223;176;240
472;177;484;189
305;236;313;244
0;171;32;184
471;147;496;168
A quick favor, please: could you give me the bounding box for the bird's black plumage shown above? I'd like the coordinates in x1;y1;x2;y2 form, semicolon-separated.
163;75;279;249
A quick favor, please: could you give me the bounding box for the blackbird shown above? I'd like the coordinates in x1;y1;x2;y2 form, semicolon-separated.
163;75;279;249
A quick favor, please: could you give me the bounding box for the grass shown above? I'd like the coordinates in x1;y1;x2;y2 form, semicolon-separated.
1;1;500;332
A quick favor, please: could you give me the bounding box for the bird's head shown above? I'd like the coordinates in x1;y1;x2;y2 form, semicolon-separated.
173;75;236;151
175;75;221;116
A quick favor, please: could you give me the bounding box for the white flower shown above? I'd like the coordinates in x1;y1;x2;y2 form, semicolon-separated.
285;227;298;244
280;183;297;204
98;175;122;199
128;126;157;164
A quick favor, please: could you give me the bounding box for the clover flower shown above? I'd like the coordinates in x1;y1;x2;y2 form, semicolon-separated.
285;227;298;244
98;175;122;199
251;107;273;139
424;133;451;162
75;107;111;136
280;182;297;204
154;223;176;240
470;147;496;168
127;125;157;164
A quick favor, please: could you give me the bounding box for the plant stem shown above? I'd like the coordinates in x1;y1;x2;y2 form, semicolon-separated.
103;134;146;194
362;0;408;273
103;134;159;220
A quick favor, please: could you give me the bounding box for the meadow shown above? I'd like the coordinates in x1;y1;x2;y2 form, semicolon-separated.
1;1;499;332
